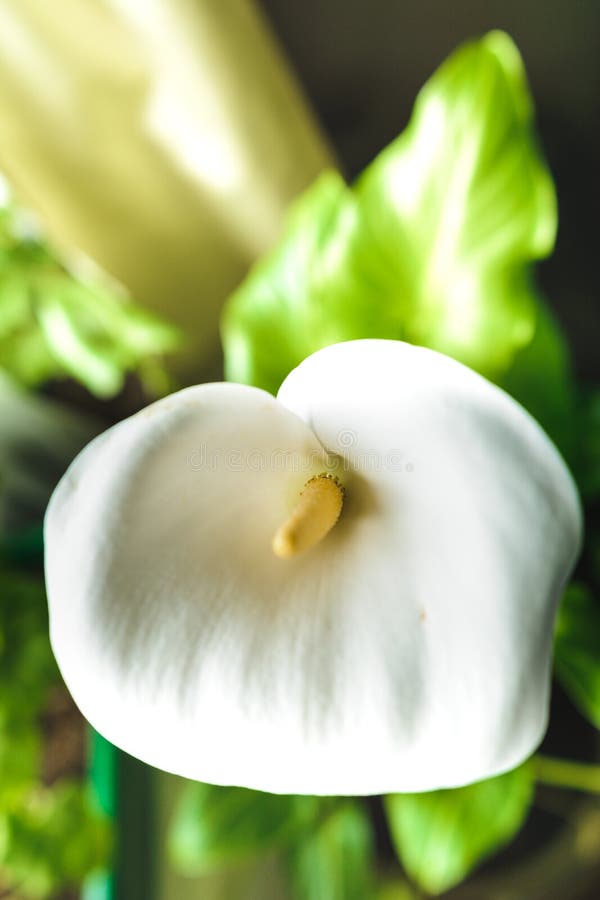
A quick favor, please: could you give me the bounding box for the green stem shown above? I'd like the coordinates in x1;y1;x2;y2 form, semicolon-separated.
534;754;600;794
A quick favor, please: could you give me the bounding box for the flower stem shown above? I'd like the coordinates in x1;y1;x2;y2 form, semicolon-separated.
534;754;600;794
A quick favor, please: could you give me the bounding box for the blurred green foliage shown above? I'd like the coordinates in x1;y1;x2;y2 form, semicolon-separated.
0;563;111;896
0;182;180;398
288;801;374;900
168;783;373;900
1;782;111;898
554;583;600;730
0;178;183;895
384;764;534;895
169;781;319;876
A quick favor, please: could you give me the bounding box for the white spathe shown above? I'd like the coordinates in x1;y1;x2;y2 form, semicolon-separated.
44;340;582;795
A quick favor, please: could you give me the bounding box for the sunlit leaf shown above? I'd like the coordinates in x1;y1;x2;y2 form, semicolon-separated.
223;31;557;398
384;763;534;895
36;291;126;397
0;189;180;397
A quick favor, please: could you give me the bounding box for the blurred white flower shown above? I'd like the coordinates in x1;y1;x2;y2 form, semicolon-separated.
0;0;334;382
44;340;581;795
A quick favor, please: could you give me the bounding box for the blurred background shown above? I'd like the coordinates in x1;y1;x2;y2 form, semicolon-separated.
0;1;599;898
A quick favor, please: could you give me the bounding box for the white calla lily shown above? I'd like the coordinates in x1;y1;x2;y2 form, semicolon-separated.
44;340;582;795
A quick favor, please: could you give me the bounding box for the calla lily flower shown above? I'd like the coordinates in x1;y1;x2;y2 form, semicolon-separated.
44;340;581;795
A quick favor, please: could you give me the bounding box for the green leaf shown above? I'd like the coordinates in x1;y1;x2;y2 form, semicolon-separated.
223;31;557;397
499;299;577;461
384;763;534;895
35;291;126;397
223;171;351;395
168;781;318;877
289;802;374;900
0;188;181;397
554;584;600;729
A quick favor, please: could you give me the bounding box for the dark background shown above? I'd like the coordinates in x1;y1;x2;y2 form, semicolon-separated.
259;0;600;380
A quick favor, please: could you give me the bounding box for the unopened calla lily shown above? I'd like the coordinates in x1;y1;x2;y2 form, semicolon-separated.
44;340;581;795
0;0;334;382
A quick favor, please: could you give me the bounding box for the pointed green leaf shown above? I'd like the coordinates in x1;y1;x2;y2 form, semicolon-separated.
223;31;557;396
384;764;534;895
554;584;600;729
